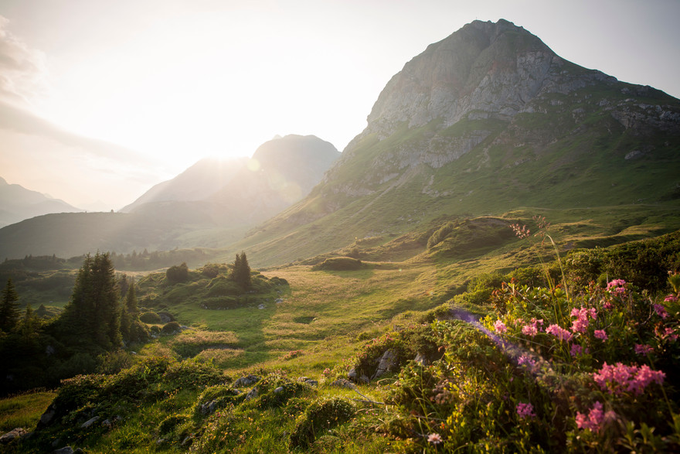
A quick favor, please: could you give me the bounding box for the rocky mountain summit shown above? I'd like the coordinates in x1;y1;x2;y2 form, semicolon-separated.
242;19;680;264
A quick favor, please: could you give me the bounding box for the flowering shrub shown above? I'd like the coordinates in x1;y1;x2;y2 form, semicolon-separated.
387;269;680;452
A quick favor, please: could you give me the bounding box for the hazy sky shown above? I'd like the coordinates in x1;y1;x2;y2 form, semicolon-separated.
0;0;679;209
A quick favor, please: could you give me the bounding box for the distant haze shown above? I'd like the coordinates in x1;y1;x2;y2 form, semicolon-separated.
0;0;678;209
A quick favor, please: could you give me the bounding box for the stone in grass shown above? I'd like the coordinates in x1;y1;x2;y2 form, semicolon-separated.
233;374;261;388
0;428;28;444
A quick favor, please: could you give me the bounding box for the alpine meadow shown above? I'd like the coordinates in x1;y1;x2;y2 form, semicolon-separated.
3;17;680;454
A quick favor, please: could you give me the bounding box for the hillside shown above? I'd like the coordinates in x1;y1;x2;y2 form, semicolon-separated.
235;19;680;266
0;177;82;228
0;135;339;260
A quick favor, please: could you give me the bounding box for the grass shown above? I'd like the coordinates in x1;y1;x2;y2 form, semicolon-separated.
0;391;56;432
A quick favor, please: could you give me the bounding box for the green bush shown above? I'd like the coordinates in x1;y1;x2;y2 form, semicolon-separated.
207;278;241;297
161;321;181;335
312;257;363;271
290;397;355;449
140;311;162;324
166;263;189;284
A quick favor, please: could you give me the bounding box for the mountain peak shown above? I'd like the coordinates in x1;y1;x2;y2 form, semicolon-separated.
363;19;612;140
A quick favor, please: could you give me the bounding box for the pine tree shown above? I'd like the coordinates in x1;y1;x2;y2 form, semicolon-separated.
0;278;20;332
60;253;121;350
232;251;252;290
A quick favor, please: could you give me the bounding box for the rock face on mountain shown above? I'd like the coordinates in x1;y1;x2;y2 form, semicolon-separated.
0;177;82;227
241;19;680;264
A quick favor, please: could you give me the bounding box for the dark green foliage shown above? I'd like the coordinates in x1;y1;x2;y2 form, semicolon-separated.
566;230;680;292
97;350;135;375
0;278;20;332
166;262;189;284
140;311;162;324
312;256;363;271
289;397;355;449
427;221;456;249
232;252;251;290
161;321;181;334
207;277;242;297
58;253;121;351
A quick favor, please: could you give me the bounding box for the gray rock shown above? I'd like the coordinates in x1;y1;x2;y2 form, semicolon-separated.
348;367;358;382
0;428;28;444
414;352;428;365
245;387;259;401
274;386;284;393
39;404;57;427
372;349;398;379
233;374;261;388
52;447;74;454
304;379;318;387
81;416;100;429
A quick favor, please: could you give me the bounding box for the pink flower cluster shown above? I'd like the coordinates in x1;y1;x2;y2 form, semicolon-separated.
494;320;507;333
516;402;536;419
592;362;665;396
521;318;543;337
594;329;608;341
665;294;678;303
570;344;583;357
606;279;626;295
546;324;573;342
653;304;668;319
655;326;679;342
575;402;616;432
570;307;597;333
634;344;654;356
517;354;537;369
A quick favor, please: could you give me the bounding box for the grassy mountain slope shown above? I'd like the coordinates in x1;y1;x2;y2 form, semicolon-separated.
230;21;680;266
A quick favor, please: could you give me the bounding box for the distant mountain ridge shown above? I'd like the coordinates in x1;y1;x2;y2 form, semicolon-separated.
235;19;680;265
0;177;82;227
0;135;339;259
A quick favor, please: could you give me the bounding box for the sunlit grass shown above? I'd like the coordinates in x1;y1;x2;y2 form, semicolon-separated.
0;391;56;432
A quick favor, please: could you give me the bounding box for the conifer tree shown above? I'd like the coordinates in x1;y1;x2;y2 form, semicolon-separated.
60;253;121;350
232;251;251;290
0;278;20;332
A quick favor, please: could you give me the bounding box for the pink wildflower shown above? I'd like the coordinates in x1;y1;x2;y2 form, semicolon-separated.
593;362;665;395
665;294;678;303
656;326;679;342
546;324;573;342
634;344;654;355
653;304;668;319
427;433;443;445
602;300;613;310
522;324;538;337
594;330;608;341
570;344;583;357
575;402;616;432
494;320;507;334
607;279;626;290
517;354;537;369
516;402;536;419
570;307;597;333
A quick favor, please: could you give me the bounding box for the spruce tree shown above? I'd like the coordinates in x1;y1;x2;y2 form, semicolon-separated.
0;278;20;332
232;251;251;290
61;253;121;350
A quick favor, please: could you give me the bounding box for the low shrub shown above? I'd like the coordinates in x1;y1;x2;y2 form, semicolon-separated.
289;397;355;449
140;311;162;324
312;257;363;271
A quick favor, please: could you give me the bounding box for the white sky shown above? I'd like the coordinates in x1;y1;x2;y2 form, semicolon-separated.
0;0;678;209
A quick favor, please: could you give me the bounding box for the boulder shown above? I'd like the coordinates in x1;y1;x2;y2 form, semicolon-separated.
0;428;28;444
